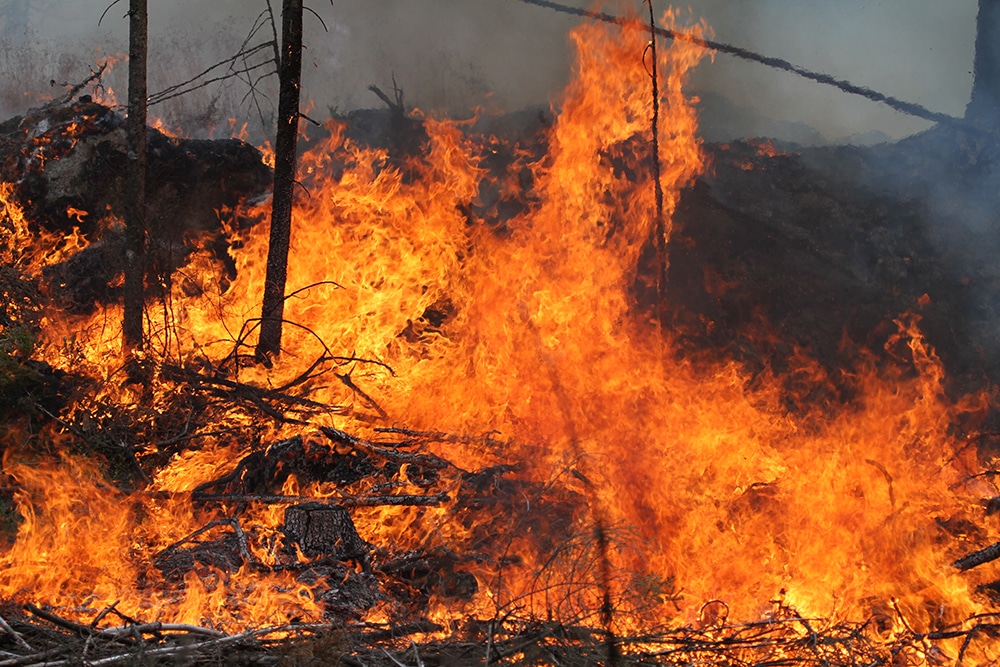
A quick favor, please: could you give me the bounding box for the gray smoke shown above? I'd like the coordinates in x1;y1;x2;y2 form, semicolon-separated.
0;0;981;143
685;0;977;143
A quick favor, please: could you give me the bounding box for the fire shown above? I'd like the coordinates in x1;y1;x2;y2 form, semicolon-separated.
751;138;784;157
0;5;996;662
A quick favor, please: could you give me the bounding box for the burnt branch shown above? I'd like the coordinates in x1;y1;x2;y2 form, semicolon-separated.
191;492;450;507
47;63;109;107
0;614;31;652
335;371;389;419
24;604;95;637
645;0;666;329
320;426;453;471
160;363;339;424
155;519;231;560
368;82;404;114
97;0;125;26
148;45;276;107
955;540;1000;571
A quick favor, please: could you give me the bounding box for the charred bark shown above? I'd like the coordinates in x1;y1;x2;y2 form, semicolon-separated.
954;540;1000;571
123;0;147;352
283;503;370;563
967;0;1000;124
256;0;303;362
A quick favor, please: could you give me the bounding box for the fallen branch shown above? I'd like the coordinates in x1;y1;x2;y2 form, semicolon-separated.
95;623;226;640
192;492;450;507
336;371;389;419
23;604;93;637
954;540;1000;571
0;615;31;652
321;426;453;471
160;363;337;424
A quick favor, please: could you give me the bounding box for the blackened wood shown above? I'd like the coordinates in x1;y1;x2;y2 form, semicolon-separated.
24;603;95;637
283;502;368;560
123;0;147;351
256;0;303;361
954;541;1000;571
320;426;451;471
3;104;270;317
646;0;666;329
192;492;450;507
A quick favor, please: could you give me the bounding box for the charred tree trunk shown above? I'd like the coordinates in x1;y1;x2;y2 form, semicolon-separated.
123;0;147;352
256;0;303;362
967;0;1000;124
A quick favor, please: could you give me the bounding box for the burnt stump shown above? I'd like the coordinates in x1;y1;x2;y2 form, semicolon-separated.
283;502;370;566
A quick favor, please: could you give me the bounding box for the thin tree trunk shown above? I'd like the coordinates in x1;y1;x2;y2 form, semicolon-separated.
123;0;147;352
967;0;1000;124
256;0;303;362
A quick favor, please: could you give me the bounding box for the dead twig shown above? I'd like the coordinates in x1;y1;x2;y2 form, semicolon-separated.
47;63;109;107
0;615;31;652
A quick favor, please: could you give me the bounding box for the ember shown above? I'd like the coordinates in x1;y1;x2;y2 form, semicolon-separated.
0;2;997;666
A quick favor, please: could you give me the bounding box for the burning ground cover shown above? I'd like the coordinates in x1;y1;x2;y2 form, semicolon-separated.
0;7;997;667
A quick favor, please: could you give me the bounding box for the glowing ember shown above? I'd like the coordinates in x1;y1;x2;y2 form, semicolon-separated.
0;7;995;664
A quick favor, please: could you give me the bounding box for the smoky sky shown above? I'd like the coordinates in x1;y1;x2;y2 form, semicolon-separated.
4;0;980;142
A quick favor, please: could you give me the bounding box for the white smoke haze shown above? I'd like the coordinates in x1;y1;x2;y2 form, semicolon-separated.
0;0;981;143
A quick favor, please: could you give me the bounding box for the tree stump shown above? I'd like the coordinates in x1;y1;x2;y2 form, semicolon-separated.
283;502;370;567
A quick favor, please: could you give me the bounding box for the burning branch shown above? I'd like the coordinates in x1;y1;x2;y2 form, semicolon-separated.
954;540;1000;571
46;63;109;108
161;362;336;424
189;491;450;507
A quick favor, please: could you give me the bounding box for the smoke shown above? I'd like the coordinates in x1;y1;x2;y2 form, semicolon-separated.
686;0;977;143
0;0;980;144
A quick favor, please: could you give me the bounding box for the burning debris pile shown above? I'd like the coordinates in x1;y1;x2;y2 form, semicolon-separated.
0;98;270;313
0;7;999;667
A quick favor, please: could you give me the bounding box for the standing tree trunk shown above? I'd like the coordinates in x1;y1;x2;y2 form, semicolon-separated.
123;0;147;353
256;0;303;362
967;0;1000;124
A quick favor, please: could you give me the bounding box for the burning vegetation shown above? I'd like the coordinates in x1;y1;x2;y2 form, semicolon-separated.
0;4;998;667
